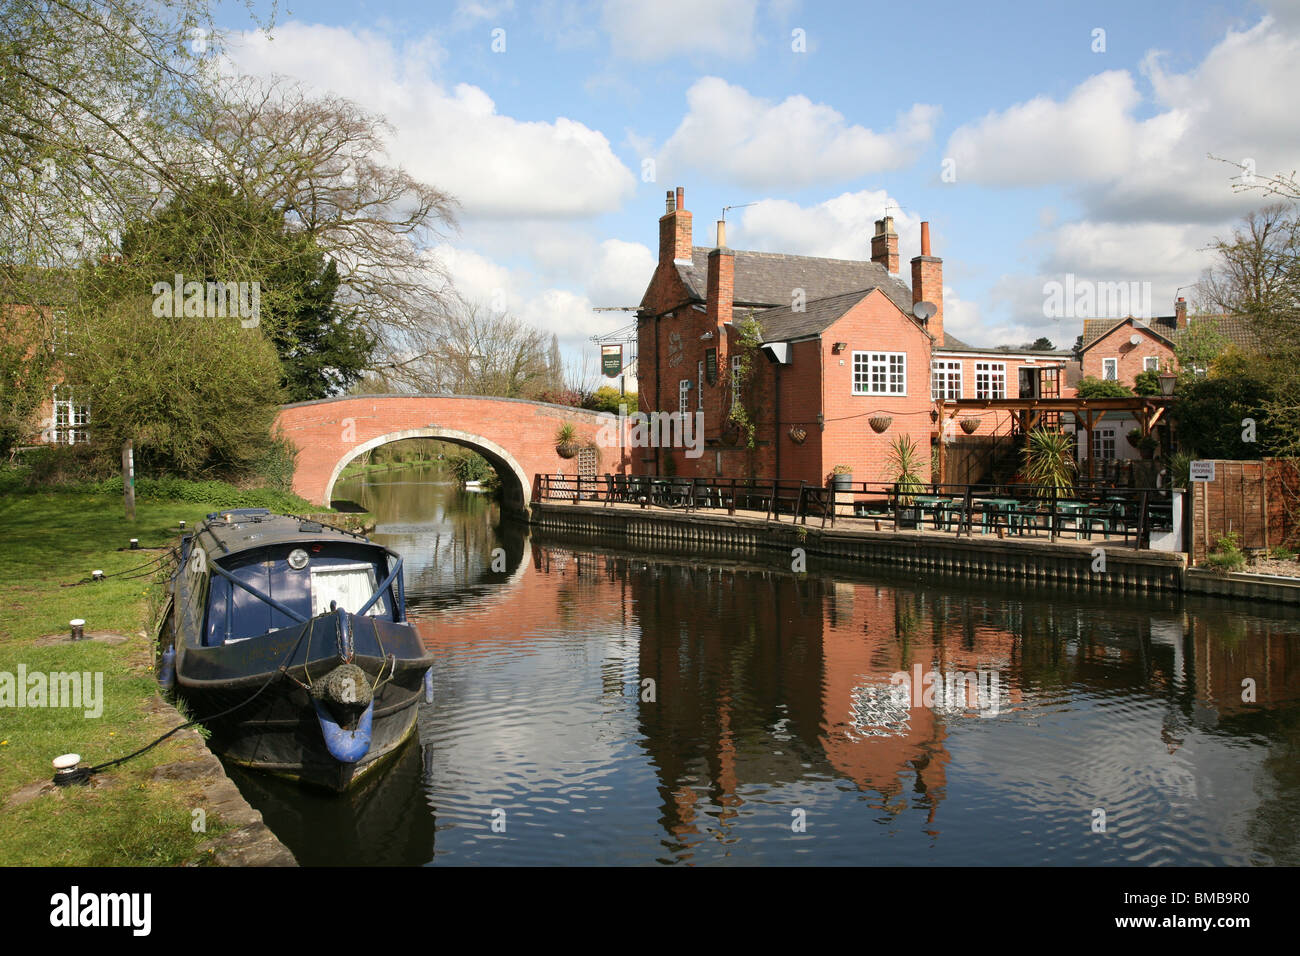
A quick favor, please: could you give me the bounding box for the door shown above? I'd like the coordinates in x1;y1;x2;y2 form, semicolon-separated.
1018;367;1039;399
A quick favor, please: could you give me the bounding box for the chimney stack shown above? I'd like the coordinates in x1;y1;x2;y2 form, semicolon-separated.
911;220;944;347
1175;297;1188;330
659;185;693;264
871;216;899;275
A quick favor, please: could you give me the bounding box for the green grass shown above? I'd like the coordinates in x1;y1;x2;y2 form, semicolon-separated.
0;481;312;865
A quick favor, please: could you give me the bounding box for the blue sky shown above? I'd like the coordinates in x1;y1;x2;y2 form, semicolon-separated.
216;0;1299;367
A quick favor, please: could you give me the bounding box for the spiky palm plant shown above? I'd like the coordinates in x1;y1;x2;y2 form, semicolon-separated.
1020;427;1076;498
887;434;926;504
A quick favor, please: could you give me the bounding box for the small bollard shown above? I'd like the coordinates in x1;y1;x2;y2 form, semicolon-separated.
179;520;186;530
91;570;104;582
52;754;90;787
129;538;139;550
70;618;85;641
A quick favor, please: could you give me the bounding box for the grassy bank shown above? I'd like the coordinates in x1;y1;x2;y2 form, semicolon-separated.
338;456;443;479
0;475;315;865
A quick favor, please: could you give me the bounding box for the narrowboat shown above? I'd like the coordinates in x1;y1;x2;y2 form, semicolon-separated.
158;509;433;791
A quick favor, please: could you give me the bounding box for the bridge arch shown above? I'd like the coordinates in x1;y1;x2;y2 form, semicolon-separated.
324;426;532;511
274;395;623;513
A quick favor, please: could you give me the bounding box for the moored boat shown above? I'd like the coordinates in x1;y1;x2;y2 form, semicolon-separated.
159;509;433;791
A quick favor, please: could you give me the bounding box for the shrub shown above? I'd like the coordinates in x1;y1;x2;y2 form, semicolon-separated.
1204;531;1246;573
1077;376;1134;398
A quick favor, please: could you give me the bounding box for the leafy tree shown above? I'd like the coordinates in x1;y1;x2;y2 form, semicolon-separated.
1076;376;1133;398
1172;349;1279;459
590;385;636;413
1028;336;1055;351
1133;369;1163;396
63;295;284;478
1175;318;1230;377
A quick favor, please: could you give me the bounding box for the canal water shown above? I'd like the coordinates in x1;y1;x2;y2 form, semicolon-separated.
227;464;1300;866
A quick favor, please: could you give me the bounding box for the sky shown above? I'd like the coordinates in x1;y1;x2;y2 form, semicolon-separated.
215;0;1300;369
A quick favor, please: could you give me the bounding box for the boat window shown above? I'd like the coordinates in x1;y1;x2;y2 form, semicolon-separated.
310;563;388;617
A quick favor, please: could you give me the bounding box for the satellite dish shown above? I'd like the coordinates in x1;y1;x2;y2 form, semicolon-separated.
1129;333;1142;345
913;301;937;322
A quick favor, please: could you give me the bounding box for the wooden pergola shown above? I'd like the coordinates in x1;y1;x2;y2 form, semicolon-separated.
935;396;1175;482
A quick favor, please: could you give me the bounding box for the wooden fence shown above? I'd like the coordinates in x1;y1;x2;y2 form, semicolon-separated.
1190;459;1300;562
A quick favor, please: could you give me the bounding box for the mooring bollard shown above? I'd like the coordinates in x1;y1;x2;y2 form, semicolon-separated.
91;570;104;582
179;520;186;530
70;618;85;641
129;538;139;550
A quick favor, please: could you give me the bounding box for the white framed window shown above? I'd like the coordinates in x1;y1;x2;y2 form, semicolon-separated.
931;360;962;401
679;379;690;413
310;563;387;618
1092;427;1116;461
1143;356;1160;371
974;362;1006;400
1102;357;1118;380
853;351;906;396
697;360;704;411
730;354;742;405
52;385;90;444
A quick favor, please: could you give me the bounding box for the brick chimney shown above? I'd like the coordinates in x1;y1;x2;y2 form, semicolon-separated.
659;186;693;264
1175;296;1187;330
911;221;944;346
706;219;734;331
871;216;899;275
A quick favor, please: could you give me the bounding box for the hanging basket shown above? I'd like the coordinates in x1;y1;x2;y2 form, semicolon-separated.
556;441;579;459
959;418;981;435
788;426;807;444
868;416;892;434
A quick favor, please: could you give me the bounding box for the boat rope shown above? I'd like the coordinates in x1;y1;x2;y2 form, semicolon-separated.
84;619;313;778
63;547;179;587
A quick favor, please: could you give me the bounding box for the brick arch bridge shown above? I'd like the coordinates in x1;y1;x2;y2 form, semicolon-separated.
274;396;621;512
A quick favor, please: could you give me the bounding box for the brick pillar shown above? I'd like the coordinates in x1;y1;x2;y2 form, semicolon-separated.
871;215;899;275
659;186;693;264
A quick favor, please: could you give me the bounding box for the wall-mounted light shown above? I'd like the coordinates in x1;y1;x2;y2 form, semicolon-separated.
832;342;848;354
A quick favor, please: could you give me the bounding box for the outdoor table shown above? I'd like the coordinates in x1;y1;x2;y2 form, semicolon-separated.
1053;500;1090;539
975;497;1021;534
913;495;954;530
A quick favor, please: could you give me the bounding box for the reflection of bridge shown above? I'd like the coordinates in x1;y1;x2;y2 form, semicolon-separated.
274;395;624;511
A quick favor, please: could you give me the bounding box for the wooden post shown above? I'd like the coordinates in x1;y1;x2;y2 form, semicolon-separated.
122;439;135;521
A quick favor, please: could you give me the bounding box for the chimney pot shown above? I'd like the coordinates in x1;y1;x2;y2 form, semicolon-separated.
716;219;726;248
920;221;931;257
665;190;675;213
676;186;684;211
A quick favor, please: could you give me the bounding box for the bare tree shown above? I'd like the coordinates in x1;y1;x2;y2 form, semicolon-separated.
185;77;460;388
406;294;550;397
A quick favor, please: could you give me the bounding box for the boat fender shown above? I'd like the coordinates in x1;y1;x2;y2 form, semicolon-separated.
159;646;176;690
320;662;373;709
313;699;374;764
423;667;434;704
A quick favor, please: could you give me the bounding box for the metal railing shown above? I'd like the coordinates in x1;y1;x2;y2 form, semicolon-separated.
532;473;1177;548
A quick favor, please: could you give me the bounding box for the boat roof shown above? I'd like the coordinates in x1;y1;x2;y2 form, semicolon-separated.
197;509;377;558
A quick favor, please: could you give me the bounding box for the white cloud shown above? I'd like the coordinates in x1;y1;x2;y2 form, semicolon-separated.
731;190;924;262
655;78;938;189
601;0;760;61
223;23;636;219
944;16;1300;224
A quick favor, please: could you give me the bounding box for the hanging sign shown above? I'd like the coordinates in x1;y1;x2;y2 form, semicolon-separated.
601;344;623;378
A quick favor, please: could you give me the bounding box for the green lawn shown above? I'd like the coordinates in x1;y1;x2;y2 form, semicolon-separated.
0;486;308;865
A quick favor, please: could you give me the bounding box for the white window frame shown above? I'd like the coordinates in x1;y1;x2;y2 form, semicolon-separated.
931;360;962;401
1143;356;1160;371
974;362;1006;400
1092;427;1116;461
52;386;90;445
697;360;704;411
852;351;906;396
1102;357;1118;381
730;354;742;405
678;379;690;414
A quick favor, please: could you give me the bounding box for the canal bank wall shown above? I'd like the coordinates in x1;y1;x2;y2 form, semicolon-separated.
529;503;1297;604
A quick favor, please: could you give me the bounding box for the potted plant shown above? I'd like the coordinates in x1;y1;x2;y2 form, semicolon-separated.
828;464;853;492
1126;427;1143;449
555;422;579;459
1135;431;1158;460
886;435;925;527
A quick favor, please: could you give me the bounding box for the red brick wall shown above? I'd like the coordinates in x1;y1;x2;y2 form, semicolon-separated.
1081;324;1175;385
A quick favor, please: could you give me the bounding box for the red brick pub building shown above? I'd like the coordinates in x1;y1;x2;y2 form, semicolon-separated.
635;187;1070;486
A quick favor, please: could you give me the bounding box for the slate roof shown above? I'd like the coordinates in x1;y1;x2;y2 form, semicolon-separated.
1080;314;1260;352
674;246;915;316
753;289;876;342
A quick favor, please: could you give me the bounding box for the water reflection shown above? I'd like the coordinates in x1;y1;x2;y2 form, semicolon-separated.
229;467;1300;866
